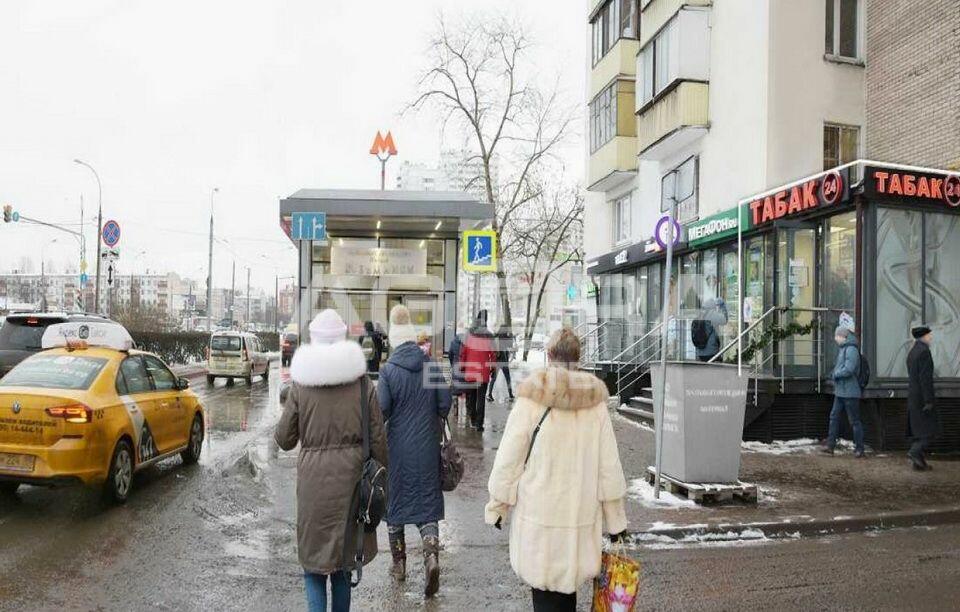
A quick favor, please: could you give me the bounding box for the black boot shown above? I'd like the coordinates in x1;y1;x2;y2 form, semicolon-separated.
423;535;440;598
389;533;406;582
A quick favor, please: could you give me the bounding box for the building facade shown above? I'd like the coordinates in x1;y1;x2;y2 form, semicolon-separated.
584;0;960;450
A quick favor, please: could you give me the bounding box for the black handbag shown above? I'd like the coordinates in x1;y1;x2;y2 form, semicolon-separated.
440;417;464;492
345;375;387;587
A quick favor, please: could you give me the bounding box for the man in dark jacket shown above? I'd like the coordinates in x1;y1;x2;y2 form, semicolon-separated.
823;326;864;457
447;327;466;411
907;325;939;470
378;305;451;598
360;320;384;373
487;323;516;403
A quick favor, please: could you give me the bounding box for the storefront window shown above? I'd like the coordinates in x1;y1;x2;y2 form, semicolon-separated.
823;212;857;366
924;214;960;377
701;249;718;306
876;209;922;378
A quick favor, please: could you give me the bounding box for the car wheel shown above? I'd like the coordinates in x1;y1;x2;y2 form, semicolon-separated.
180;414;204;465
206;375;215;386
0;482;20;496
103;439;134;504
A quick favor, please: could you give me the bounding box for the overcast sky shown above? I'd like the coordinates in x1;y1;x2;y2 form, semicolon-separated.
0;0;584;292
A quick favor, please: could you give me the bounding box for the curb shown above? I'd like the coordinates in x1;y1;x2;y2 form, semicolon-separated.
631;505;960;542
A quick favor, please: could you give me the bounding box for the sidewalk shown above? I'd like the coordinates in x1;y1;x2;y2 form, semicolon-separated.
612;410;960;540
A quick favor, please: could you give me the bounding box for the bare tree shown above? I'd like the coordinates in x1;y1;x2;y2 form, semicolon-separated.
410;12;577;328
508;184;583;360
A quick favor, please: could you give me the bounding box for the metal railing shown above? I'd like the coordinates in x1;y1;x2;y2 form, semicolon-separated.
614;322;664;400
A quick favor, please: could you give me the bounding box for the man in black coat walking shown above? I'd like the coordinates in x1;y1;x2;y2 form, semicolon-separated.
907;325;939;470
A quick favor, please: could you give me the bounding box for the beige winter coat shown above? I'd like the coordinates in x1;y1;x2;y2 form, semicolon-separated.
275;340;388;575
485;366;628;594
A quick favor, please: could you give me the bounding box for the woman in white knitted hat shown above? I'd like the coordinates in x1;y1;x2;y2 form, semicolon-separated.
275;309;388;612
378;304;451;598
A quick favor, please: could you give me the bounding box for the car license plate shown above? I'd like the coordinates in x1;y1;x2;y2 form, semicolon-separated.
0;453;35;473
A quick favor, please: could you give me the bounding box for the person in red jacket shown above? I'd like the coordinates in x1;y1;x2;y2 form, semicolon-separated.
459;310;496;431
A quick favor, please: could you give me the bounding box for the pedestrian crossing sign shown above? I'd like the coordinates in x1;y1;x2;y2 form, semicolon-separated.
462;230;497;273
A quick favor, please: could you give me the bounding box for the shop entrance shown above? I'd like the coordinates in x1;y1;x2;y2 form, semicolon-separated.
318;290;440;354
775;223;818;377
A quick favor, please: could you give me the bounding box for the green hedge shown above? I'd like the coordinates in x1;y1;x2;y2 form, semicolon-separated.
129;331;280;365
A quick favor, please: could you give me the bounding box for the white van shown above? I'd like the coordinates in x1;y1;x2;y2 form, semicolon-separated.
206;331;270;385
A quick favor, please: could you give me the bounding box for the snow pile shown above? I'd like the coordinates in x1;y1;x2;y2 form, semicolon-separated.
742;438;826;455
615;409;654;432
630;527;800;550
628;478;700;509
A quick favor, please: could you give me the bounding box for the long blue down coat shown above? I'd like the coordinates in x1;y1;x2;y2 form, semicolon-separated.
377;341;452;525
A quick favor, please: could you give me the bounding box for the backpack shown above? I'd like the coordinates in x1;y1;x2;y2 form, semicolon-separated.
691;319;714;350
857;351;871;389
361;335;375;361
844;345;871;389
344;376;387;586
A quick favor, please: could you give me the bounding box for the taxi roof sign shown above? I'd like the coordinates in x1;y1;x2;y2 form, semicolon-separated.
41;322;135;351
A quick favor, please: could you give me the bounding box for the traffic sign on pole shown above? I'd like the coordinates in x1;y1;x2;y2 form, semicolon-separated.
102;220;121;248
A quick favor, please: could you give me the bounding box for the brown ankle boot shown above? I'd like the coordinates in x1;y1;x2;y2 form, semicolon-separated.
389;536;406;582
423;535;440;598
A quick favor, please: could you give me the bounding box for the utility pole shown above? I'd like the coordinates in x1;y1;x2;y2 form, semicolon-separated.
206;187;218;333
74;159;102;314
231;260;236;325
246;267;251;328
275;275;279;334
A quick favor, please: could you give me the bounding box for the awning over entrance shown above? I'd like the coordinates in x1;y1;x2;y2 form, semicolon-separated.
279;189;493;240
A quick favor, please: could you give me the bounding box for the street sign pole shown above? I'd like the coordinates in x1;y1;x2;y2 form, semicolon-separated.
654;205;677;500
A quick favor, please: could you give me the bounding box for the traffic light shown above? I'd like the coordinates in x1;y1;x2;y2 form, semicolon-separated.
2;205;11;223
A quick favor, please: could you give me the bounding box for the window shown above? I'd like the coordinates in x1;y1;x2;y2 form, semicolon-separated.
118;356;152;394
613;193;632;244
823;123;860;171
660;156;698;222
1;355;106;391
591;0;639;64
589;83;618;153
639;20;674;105
825;0;860;59
144;355;177;391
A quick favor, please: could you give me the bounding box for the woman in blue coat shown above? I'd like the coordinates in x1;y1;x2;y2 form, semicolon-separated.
378;305;451;598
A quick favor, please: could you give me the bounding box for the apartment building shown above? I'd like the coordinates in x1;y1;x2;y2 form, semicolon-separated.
583;0;960;450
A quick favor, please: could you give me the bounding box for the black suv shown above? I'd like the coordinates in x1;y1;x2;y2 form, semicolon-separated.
0;312;112;379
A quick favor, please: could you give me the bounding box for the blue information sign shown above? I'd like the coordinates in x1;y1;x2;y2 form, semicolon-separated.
291;212;327;241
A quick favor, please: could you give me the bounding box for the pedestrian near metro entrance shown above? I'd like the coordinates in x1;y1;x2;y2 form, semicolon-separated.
275;309;388;612
693;298;728;362
907;326;939;471
378;305;452;598
487;322;516;403
459;309;496;431
823;326;865;457
485;328;628;612
359;320;383;373
446;325;467;416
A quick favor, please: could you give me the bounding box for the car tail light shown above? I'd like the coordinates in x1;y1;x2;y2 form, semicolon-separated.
46;404;93;424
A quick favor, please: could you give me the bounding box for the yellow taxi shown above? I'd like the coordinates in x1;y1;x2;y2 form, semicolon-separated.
0;322;205;503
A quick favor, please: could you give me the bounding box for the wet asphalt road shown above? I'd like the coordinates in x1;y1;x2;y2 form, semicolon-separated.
2;366;960;611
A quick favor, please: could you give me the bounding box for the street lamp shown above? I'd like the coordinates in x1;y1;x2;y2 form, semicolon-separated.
206;187;219;333
73;159;102;314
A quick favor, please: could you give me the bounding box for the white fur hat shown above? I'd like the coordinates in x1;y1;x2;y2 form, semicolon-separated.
309;309;347;345
389;304;418;347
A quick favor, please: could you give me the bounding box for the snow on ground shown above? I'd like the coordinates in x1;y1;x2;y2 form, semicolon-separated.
615;409;655;432
628;478;701;510
628;527;800;550
741;438;856;455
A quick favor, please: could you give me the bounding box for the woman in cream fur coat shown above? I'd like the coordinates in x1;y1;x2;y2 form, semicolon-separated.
485;327;628;611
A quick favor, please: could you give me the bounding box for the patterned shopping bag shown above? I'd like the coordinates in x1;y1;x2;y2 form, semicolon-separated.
592;545;641;612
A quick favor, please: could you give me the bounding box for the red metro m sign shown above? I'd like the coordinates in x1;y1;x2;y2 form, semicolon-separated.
865;166;960;208
748;169;848;227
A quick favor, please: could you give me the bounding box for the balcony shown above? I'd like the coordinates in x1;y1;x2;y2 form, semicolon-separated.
590;38;639;100
588;136;638;192
637;81;709;160
640;0;712;47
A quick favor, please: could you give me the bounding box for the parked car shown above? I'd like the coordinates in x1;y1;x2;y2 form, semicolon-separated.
206;331;270;385
0;312;112;380
280;332;299;367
